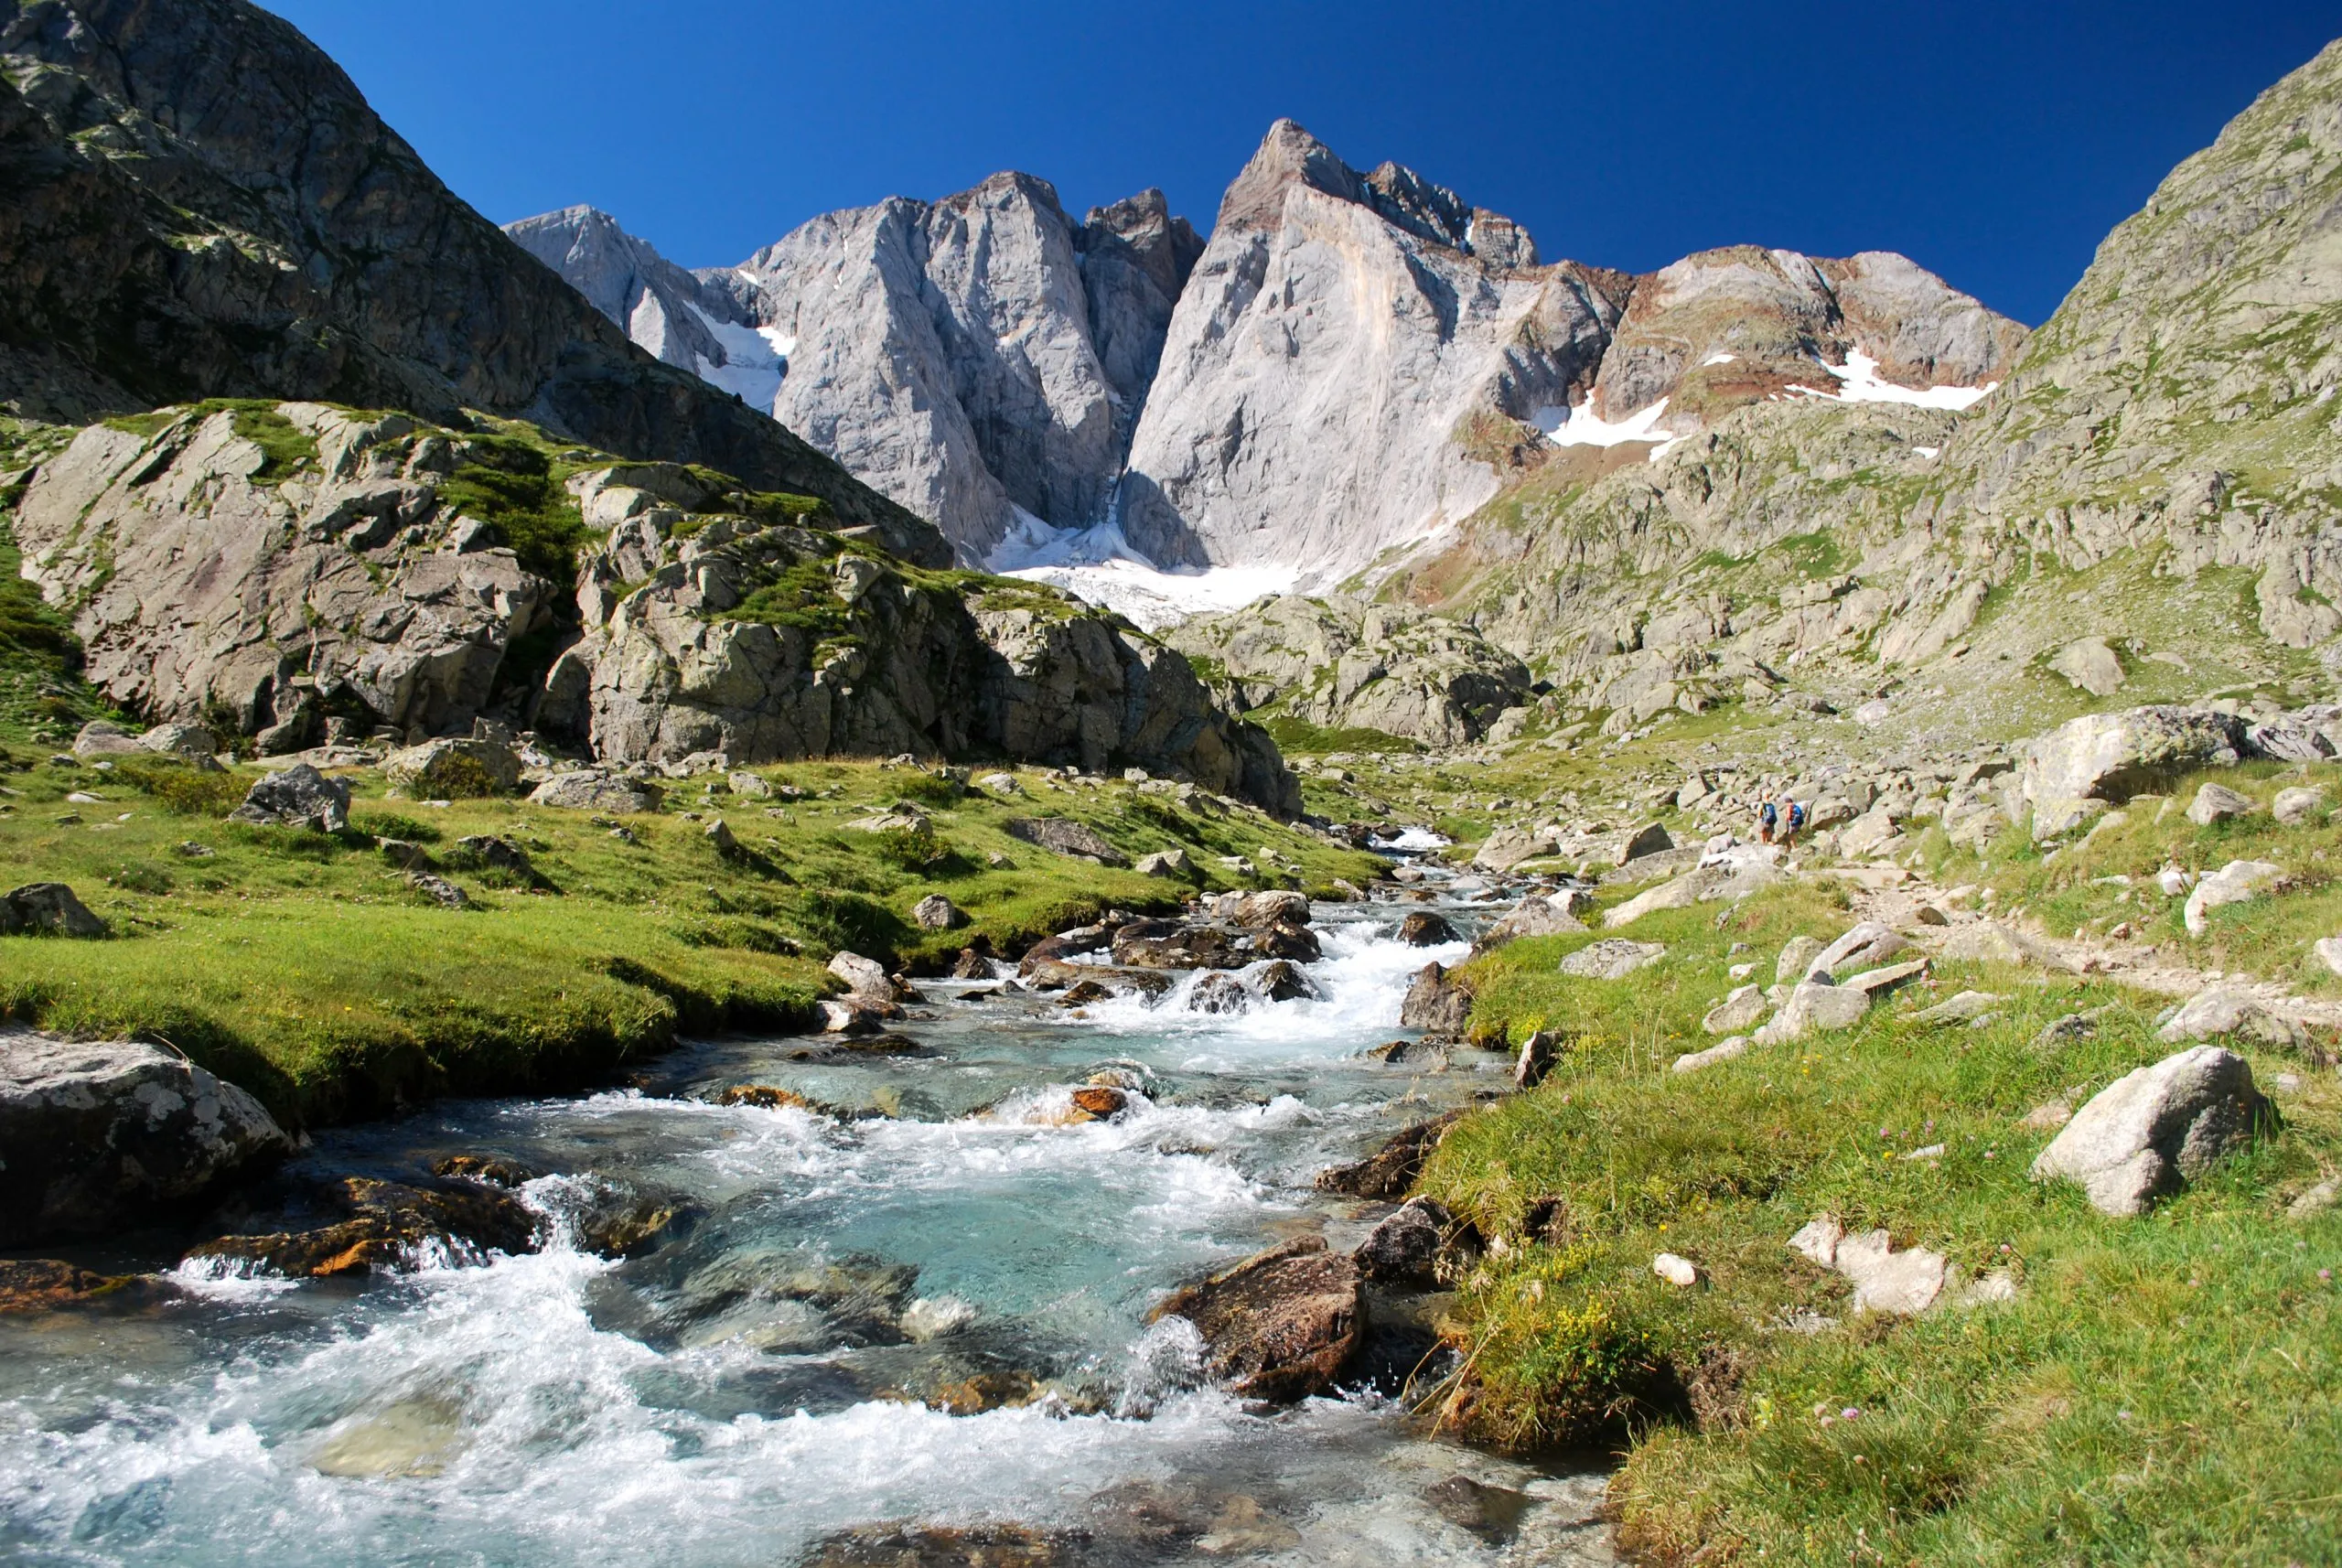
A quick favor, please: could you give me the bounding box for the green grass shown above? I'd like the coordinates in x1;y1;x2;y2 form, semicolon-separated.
434;435;588;583
1257;713;1422;757
0;749;1383;1127
1413;875;2342;1563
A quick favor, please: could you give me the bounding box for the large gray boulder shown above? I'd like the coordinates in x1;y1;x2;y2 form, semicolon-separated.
2183;859;2285;936
230;763;350;832
0;1029;291;1244
2016;706;2245;810
1755;981;1872;1043
383;737;522;798
528;771;661;814
70;720;144;757
2154;988;2307;1050
2030;1046;2272;1216
1560;939;1667;979
1004;817;1127;865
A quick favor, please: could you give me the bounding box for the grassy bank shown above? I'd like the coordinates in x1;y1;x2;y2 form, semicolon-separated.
0;746;1381;1126
1415;802;2342;1562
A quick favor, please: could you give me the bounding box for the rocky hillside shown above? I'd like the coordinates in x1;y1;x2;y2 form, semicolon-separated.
1166;594;1533;748
1179;38;2342;759
6;401;1298;811
513;181;1204;562
0;0;938;558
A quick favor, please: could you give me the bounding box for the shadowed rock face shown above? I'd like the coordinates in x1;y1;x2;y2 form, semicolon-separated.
0;0;936;556
0;1028;291;1245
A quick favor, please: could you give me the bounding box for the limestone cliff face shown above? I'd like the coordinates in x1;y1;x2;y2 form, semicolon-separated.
1112;122;2020;583
517;179;1204;564
505;207;753;381
0;0;938;559
1116;120;1630;575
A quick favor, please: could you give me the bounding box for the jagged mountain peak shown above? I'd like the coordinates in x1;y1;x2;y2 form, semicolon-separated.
1219;118;1538;266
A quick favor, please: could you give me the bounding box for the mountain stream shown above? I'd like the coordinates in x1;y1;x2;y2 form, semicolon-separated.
0;879;1617;1565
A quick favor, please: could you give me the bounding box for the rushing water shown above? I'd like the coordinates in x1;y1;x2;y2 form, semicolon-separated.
0;889;1616;1565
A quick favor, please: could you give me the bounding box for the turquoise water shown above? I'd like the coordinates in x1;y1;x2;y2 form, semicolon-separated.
0;897;1617;1565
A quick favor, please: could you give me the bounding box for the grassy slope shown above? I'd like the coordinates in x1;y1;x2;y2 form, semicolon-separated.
0;746;1380;1127
1406;767;2342;1563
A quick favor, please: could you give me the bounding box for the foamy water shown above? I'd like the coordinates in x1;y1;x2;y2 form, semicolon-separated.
0;895;1616;1565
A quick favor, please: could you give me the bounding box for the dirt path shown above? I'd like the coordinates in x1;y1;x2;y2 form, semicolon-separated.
1829;865;2342;1031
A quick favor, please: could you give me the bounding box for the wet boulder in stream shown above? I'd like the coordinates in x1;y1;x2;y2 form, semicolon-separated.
1112;918;1240;970
184;1174;544;1277
1354;1197;1476;1287
1398;909;1457;946
1149;1236;1363;1402
1;1029;291;1245
1250;919;1321;961
1187;972;1251;1015
1399;962;1472;1036
1315;1111;1467;1199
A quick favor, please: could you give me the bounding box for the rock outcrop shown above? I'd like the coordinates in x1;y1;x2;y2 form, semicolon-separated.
0;0;933;545
10;403;1298;811
1168;594;1531;746
554;505;1298;811
0;1028;290;1244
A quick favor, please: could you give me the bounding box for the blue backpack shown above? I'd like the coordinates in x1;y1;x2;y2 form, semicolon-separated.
1788;800;1807;831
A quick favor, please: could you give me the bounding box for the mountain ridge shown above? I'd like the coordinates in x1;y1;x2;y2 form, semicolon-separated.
519;119;2024;583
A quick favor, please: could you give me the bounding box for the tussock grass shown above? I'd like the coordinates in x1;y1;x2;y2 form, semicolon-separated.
1420;878;2342;1563
0;747;1380;1127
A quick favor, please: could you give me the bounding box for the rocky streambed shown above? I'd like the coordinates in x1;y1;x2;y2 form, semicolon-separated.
0;873;1620;1565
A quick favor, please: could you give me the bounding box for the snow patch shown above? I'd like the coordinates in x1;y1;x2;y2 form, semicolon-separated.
1913;445;1940;459
1531;397;1683;461
986;509;1295;631
1788;348;1995;411
686;303;791;414
1702;351;1738;366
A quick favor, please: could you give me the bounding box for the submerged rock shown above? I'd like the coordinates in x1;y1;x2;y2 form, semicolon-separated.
0;1029;290;1245
0;1259;180;1314
804;1523;1077;1567
1314;1111;1466;1199
183;1174;544;1277
1149;1236;1362;1402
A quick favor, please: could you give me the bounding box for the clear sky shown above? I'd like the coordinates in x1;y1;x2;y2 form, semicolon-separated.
266;1;2341;327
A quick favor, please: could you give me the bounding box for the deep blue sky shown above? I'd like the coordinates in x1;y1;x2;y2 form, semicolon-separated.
268;1;2341;326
